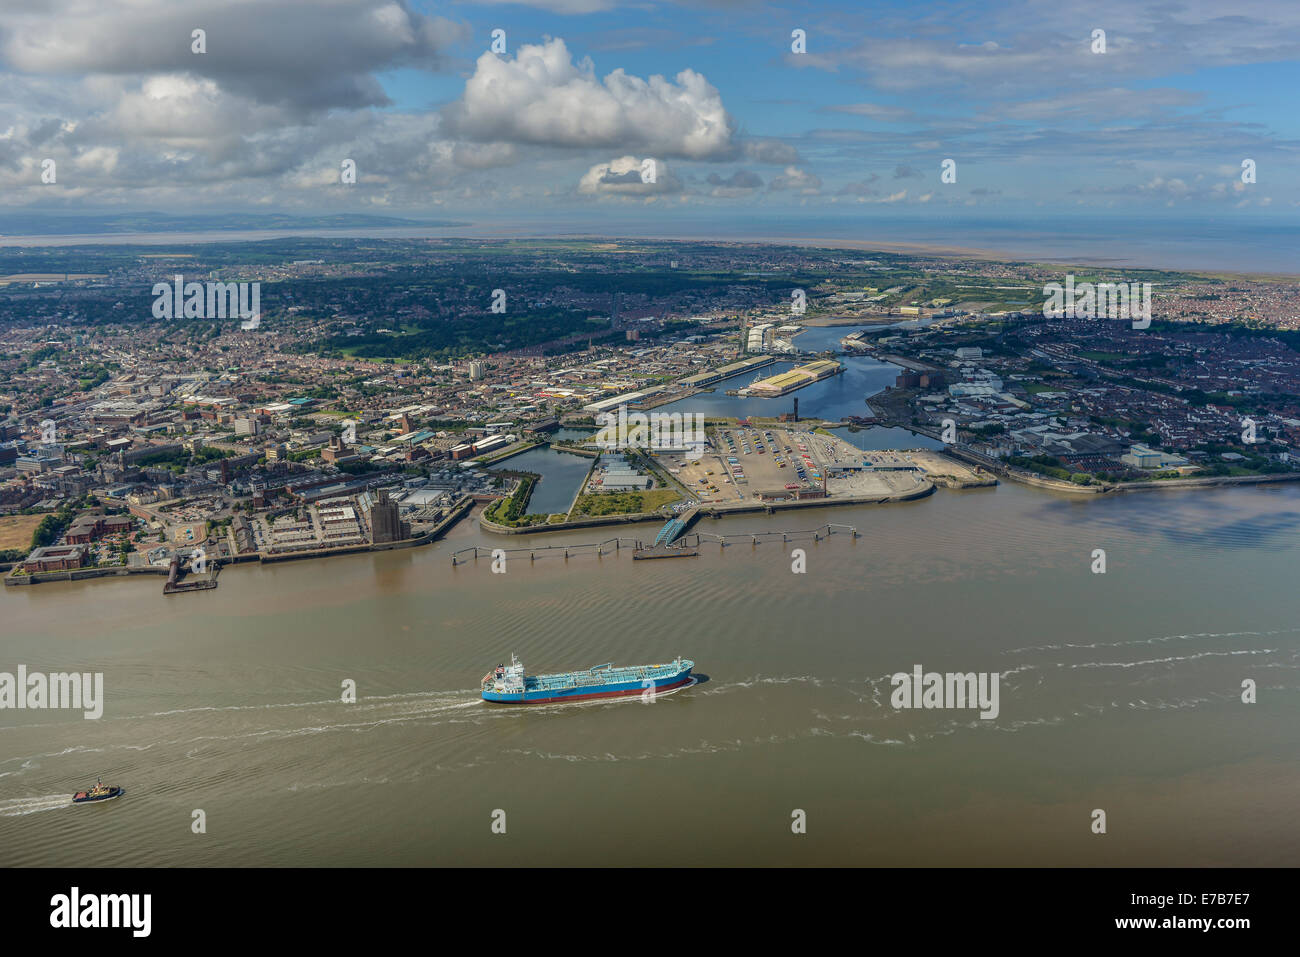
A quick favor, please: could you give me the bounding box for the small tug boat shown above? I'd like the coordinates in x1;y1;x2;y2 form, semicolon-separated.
72;778;124;804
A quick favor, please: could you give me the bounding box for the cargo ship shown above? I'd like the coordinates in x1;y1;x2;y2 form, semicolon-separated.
482;654;694;704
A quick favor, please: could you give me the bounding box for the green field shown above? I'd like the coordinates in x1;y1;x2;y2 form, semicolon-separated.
1076;350;1130;362
570;489;681;517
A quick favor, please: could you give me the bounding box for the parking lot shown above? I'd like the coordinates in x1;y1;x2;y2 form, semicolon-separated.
661;426;837;504
658;425;931;506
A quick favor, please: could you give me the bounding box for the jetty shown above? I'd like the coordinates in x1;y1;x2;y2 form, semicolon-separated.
163;554;220;595
632;542;699;559
450;521;857;567
451;537;641;565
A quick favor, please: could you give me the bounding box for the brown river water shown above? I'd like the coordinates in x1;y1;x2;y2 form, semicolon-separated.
2;480;1298;866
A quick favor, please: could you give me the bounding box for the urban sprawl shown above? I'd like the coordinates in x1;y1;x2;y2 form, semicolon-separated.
3;237;1298;587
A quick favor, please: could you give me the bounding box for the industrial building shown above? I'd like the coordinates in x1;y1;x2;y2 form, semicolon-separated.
746;359;842;397
680;355;776;388
581;386;673;415
593;454;654;491
602;470;653;490
746;323;774;352
1120;444;1188;470
361;488;409;543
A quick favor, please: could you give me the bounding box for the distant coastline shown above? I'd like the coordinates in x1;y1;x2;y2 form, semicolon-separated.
1;220;1295;278
0;212;468;237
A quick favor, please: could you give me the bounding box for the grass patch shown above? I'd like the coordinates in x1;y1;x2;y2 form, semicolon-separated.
483;474;547;527
570;488;681;517
0;514;42;550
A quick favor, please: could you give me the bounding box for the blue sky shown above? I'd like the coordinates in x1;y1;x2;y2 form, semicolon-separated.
1;0;1297;229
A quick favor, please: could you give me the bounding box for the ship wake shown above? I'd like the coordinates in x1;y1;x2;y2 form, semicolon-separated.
0;794;71;817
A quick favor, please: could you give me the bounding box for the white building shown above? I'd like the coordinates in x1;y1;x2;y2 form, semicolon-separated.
1120;444;1188;470
747;323;773;352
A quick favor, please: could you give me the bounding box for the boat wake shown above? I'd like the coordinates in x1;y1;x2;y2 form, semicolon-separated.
0;794;70;817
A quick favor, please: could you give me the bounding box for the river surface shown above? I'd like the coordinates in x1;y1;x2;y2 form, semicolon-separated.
657;351;903;421
487;446;592;516
3;478;1298;866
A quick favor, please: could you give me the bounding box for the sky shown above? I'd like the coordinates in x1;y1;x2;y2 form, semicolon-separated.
0;0;1298;230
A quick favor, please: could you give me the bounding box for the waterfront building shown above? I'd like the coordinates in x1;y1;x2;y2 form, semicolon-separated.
1120;444;1188;470
366;489;408;543
747;359;841;397
23;544;89;573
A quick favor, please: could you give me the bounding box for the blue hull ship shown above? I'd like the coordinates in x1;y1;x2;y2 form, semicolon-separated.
72;779;123;804
482;655;694;704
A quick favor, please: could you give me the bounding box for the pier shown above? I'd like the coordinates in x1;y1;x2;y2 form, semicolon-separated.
451;537;643;565
450;522;857;566
631;543;699;559
163;554;220;594
691;522;857;547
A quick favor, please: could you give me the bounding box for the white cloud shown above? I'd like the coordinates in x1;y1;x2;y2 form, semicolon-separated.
743;139;800;164
1;0;468;112
768;166;821;193
444;38;736;160
452;142;520;170
578;155;682;195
